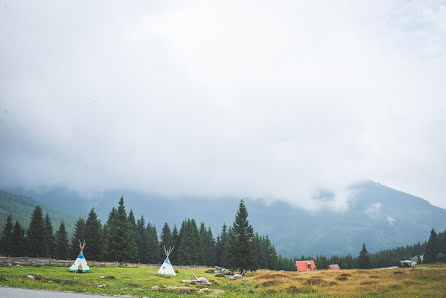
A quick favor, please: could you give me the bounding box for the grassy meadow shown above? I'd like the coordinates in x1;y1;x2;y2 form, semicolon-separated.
1;264;446;297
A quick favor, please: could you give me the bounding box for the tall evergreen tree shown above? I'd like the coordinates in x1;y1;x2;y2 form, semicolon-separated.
198;222;207;264
84;208;103;260
358;243;372;269
199;224;216;266
102;207;117;260
205;226;216;266
104;197;138;262
28;205;46;257
135;216;148;263
55;222;69;259
216;224;228;266
10;221;25;257
44;214;55;257
160;222;172;251
170;225;179;264
424;228;439;263
70;218;86;258
226;200;257;272
128;210;137;233
146;223;160;263
177;219;201;265
160;222;173;261
127;210;138;260
0;214;13;255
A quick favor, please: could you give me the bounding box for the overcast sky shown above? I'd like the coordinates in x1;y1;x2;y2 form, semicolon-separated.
1;1;446;210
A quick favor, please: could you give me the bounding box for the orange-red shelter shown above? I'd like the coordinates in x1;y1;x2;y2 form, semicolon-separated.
296;260;316;272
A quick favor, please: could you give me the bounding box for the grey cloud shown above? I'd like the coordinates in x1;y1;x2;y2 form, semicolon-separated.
1;1;446;209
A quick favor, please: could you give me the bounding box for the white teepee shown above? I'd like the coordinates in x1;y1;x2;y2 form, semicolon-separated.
157;246;176;276
68;240;90;273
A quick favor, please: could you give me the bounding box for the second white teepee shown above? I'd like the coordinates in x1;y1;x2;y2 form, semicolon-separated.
157;246;176;276
68;240;90;273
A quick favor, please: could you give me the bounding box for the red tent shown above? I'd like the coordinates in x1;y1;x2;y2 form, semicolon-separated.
296;260;316;272
328;264;340;270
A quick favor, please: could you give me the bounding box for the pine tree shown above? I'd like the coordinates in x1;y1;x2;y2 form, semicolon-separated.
216;224;228;266
198;222;207;264
55;222;69;259
127;209;138;261
70;218;86;258
424;228;439;263
177;219;201;265
84;208;103;261
205;226;216;266
0;214;13;255
226;200;257;272
359;243;372;269
224;227;235;268
170;225;179;264
160;222;172;254
11;221;25;256
102;207;117;260
146;223;160;263
135;216;148;263
44;214;55;257
28;205;46;257
105;197;138;262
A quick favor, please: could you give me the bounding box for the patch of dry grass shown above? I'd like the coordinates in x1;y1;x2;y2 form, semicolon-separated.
246;266;446;296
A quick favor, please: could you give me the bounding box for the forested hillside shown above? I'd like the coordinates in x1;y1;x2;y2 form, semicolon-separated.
7;181;446;257
0;190;77;236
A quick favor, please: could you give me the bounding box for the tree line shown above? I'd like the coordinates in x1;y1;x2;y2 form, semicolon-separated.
0;198;295;271
1;197;445;271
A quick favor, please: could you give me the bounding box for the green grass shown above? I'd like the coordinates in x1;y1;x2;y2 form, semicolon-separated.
0;266;258;297
1;265;446;297
416;262;446;268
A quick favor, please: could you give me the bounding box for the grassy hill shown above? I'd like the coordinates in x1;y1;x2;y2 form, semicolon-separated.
0;190;77;236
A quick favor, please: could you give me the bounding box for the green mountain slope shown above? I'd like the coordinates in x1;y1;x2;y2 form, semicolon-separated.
0;190;77;236
5;182;446;257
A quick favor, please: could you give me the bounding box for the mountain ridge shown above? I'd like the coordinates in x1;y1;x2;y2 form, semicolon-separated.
3;181;446;257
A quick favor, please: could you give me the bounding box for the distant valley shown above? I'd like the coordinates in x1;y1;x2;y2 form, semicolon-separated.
3;181;446;257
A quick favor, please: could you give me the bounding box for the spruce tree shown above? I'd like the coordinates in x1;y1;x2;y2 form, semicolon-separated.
205;226;216;266
216;224;228;266
127;210;138;261
177;219;201;265
28;205;46;257
358;243;372;269
44;214;55;257
135;216;148;263
160;222;172;251
224;227;235;268
170;225;179;264
105;197;138;262
199;224;216;266
102;207;117;260
0;214;13;255
11;221;25;256
128;210;137;233
55;222;69;259
84;208;103;260
198;222;207;264
70;218;86;258
160;222;173;261
226;200;257;272
146;223;160;263
424;228;439;263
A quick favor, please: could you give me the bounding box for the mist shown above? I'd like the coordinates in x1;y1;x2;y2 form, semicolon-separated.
1;1;446;210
